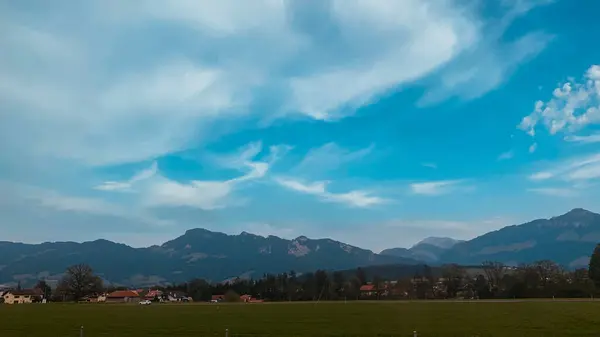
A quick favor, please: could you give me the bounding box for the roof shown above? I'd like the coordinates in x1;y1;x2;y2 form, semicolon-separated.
359;285;376;291
145;290;162;298
211;294;224;300
106;290;140;298
4;289;43;296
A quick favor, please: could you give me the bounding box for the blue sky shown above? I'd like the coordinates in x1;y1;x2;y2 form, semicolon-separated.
1;0;599;252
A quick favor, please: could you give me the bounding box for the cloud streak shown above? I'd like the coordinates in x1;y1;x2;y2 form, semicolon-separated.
96;142;283;210
274;177;386;208
410;180;468;196
527;187;578;198
528;152;600;184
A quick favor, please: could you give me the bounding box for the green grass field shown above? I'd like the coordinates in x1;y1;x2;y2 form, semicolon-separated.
1;300;599;337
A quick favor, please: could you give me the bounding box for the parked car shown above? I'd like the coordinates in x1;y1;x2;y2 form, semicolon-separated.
139;300;151;305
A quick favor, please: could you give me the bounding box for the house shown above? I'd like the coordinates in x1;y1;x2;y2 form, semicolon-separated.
145;289;163;301
240;294;252;302
166;291;189;302
2;289;43;304
105;290;140;303
359;284;377;297
211;294;224;302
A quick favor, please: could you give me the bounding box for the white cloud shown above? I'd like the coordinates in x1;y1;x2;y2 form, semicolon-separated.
529;142;538;153
284;0;478;120
95;162;158;191
0;0;549;169
564;133;600;144
274;177;385;208
2;181;170;227
519;64;600;140
97;142;283;210
410;180;467;196
527;187;578;198
529;171;554;181
418;1;553;105
293;142;373;176
528;152;600;183
498;150;514;161
421;163;438;169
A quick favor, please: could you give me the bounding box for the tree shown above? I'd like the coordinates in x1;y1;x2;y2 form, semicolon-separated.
58;264;103;301
588;244;600;289
482;261;505;295
474;274;492;299
186;278;211;302
356;267;367;285
442;264;465;298
35;280;52;299
224;289;241;302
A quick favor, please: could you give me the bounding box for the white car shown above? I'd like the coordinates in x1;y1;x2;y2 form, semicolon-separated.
139;300;151;305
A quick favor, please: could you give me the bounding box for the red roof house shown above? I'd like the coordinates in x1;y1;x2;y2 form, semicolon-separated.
359;284;376;292
211;294;224;302
106;290;140;303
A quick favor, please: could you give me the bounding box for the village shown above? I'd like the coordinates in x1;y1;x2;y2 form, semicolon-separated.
0;287;267;305
0;276;473;305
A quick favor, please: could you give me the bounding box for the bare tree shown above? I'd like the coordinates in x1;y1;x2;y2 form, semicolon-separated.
482;261;505;291
534;260;563;288
57;264;103;301
442;264;466;298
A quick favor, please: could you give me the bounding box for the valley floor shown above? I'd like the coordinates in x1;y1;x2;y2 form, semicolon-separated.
1;300;598;336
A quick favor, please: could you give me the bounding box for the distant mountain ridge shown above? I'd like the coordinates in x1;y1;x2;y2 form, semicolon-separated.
0;229;416;287
380;237;464;263
439;208;600;268
1;208;598;287
381;208;600;268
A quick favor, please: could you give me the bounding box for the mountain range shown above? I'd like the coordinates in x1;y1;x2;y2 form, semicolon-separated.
0;229;414;287
1;208;598;287
381;208;599;268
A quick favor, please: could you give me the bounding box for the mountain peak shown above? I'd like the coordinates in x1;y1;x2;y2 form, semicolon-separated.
553;208;599;222
566;208;595;216
413;237;462;249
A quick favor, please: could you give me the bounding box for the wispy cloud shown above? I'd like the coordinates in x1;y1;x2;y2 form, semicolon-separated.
293;142;373;176
528;152;600;183
95;162;158;192
421;163;438;169
96;142;283;210
527;187;578;198
497;150;514;161
529;143;538;153
410;179;469;196
565;133;600;144
519;64;600;139
0;0;496;169
1;0;557;171
4;182;170;227
274;177;386;208
418;1;553;105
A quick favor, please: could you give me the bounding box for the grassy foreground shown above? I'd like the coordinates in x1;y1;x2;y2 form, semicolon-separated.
1;300;599;337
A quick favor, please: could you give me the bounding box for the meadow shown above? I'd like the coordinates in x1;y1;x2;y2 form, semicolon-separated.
1;300;599;337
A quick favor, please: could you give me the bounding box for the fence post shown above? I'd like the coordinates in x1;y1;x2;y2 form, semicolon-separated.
225;328;229;337
79;326;84;337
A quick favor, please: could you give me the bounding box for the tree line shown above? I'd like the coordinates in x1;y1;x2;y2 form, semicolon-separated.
31;244;600;302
